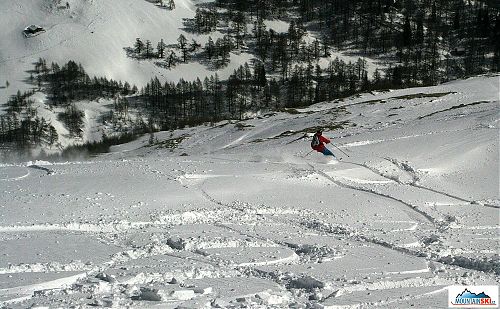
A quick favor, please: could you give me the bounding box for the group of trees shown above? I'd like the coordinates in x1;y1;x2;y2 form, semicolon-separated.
132;33;235;68
33;58;136;105
252;23;331;80
193;8;218;33
129;0;499;126
1;59;138;153
57;105;85;138
141;64;270;129
210;0;499;84
203;35;234;67
131;9;329;72
0;90;59;150
140;55;377;129
132;36;200;67
126;0;499;133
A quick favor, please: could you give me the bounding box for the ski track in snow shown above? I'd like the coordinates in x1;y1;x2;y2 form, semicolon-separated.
308;163;436;225
0;167;30;181
0;164;496;307
344;157;497;208
0;177;439;307
179;164;497;283
1;152;497;308
1;154;497;307
339;127;473;149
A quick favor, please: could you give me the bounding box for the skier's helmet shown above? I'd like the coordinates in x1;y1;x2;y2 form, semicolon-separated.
316;130;322;135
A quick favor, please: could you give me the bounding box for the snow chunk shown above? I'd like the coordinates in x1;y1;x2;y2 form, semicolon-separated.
96;272;116;283
169;289;196;300
194;286;213;294
255;291;290;305
137;287;163;301
136;287;196;301
288;276;325;290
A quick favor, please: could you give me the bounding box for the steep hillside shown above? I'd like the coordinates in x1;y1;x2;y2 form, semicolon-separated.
0;0;384;155
4;0;497;155
0;0;389;107
0;75;498;308
0;0;251;105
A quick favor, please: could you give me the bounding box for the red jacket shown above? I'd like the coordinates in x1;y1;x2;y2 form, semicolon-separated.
312;134;330;152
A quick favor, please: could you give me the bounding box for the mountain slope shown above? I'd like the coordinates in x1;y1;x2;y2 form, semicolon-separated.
0;0;253;106
0;75;498;308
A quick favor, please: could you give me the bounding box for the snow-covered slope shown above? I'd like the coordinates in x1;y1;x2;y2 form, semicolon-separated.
0;75;498;308
1;0;387;153
0;0;252;106
0;0;383;115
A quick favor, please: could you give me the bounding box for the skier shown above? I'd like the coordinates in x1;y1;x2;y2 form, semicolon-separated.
311;130;337;159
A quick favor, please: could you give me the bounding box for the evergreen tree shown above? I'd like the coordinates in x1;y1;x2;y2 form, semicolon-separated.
177;34;188;62
402;16;412;47
205;36;215;59
134;38;144;56
232;12;247;49
166;50;178;68
145;40;153;58
157;39;166;58
167;0;175;10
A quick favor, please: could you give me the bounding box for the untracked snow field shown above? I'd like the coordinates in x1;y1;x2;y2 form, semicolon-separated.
0;76;499;308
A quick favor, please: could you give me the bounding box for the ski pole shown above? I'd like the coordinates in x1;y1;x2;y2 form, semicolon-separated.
302;150;314;158
331;143;350;157
286;134;308;145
